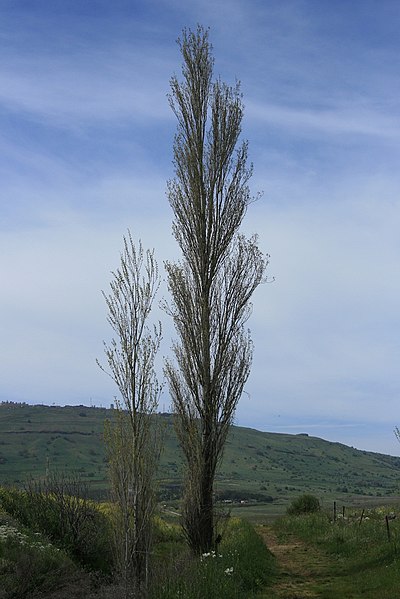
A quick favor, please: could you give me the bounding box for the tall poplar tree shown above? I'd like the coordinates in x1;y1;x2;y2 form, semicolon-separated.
165;26;267;554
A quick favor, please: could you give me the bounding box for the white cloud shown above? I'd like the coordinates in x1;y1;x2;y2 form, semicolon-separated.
237;172;400;435
247;101;400;140
1;0;400;455
0;212;175;405
0;48;173;127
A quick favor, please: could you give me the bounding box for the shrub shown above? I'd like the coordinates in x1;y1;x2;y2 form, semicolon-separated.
0;513;90;598
0;475;112;573
287;493;320;515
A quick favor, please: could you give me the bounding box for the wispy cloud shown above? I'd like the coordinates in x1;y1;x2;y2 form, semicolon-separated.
247;101;400;140
0;51;172;126
1;0;399;455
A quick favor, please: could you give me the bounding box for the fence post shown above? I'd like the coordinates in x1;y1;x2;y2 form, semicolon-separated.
359;508;365;526
386;515;391;542
333;501;337;522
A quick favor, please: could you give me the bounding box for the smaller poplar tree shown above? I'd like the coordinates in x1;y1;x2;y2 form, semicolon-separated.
98;231;162;598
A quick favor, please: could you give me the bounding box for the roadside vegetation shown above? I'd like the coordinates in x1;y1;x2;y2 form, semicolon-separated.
150;517;275;599
269;499;400;598
0;484;275;599
3;483;400;598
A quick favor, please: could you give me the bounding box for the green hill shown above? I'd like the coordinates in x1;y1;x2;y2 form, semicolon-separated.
1;402;399;515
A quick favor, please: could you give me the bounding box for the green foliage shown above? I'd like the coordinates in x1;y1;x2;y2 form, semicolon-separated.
0;510;90;598
221;518;275;592
0;483;112;573
153;515;183;543
149;518;275;599
1;403;400;507
0;495;274;599
287;493;321;515
275;511;330;542
274;506;400;598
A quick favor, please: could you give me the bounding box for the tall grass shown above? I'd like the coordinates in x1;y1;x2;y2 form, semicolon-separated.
0;482;112;573
150;517;276;599
0;484;275;599
274;506;400;598
0;507;94;598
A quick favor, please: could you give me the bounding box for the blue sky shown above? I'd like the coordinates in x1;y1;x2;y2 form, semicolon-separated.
1;0;400;455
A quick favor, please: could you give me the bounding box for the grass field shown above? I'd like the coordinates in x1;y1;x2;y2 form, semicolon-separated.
2;481;400;598
267;503;400;598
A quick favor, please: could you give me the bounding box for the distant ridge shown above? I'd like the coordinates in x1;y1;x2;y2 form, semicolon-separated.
1;402;399;508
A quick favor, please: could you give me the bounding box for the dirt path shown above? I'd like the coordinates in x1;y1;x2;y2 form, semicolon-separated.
257;525;332;598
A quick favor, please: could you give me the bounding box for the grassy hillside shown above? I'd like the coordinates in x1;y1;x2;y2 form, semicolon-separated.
1;402;399;513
